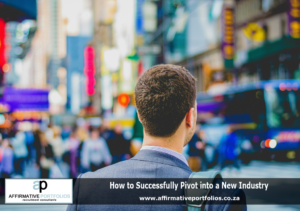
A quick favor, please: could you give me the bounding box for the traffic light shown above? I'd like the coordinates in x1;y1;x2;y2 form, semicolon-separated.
118;93;130;107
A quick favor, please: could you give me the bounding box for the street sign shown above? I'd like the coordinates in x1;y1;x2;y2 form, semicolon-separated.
137;45;161;55
242;22;266;42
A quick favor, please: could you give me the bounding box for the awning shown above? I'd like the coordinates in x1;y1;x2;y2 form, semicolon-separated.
1;87;49;112
0;0;37;21
245;37;300;65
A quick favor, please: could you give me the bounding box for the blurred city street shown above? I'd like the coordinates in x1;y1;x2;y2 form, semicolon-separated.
221;161;300;178
0;0;300;210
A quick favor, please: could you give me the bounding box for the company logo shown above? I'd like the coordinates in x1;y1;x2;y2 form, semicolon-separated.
33;180;48;193
5;179;72;204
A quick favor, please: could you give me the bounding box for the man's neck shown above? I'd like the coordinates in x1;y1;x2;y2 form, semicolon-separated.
142;132;185;154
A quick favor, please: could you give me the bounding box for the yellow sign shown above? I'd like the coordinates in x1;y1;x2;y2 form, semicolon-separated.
288;0;300;38
242;23;266;42
222;7;235;60
107;118;135;128
290;21;300;38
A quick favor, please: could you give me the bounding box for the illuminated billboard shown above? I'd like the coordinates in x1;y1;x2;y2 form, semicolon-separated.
84;46;95;96
222;7;235;60
288;0;300;38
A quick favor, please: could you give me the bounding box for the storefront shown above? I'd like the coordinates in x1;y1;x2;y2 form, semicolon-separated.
237;37;300;83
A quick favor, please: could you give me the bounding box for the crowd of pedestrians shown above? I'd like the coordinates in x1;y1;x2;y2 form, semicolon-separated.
0;119;241;178
0;120;132;178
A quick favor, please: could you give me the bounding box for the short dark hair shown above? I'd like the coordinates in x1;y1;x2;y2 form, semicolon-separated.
135;64;196;137
89;126;99;133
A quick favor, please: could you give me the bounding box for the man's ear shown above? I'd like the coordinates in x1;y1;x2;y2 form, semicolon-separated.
186;107;195;128
137;110;142;123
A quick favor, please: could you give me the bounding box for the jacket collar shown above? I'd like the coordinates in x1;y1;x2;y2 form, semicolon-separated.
131;149;191;172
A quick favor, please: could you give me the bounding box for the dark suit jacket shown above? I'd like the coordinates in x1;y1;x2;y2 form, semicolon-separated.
67;149;246;211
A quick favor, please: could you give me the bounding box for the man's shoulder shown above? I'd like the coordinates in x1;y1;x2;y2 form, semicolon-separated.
81;160;132;178
81;157;191;179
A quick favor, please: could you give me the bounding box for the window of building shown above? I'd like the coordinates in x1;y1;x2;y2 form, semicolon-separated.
281;17;286;37
263;24;269;42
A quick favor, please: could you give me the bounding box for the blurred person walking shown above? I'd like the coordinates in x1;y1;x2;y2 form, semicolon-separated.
61;125;71;140
218;126;240;172
45;123;54;142
10;130;28;176
106;123;131;164
76;127;89;173
31;123;41;164
187;132;206;172
81;127;111;172
0;139;14;178
1;125;15;140
33;128;42;166
48;126;64;163
197;129;207;170
36;132;55;178
100;119;113;141
64;128;80;177
24;129;35;164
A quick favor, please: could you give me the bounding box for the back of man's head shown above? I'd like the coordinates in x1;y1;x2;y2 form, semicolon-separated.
135;64;196;137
